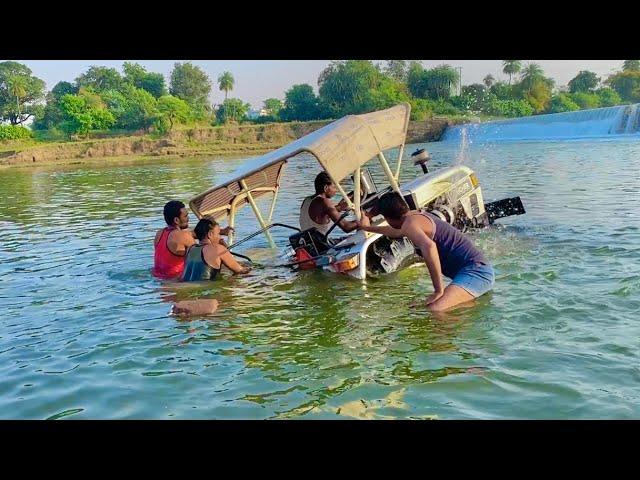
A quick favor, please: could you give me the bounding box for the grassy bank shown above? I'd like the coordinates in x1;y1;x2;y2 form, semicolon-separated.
0;116;474;169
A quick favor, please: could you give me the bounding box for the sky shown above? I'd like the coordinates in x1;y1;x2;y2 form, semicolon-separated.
11;60;626;109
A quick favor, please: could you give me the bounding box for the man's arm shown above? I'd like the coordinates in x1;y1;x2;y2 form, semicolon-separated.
359;224;404;238
323;199;360;233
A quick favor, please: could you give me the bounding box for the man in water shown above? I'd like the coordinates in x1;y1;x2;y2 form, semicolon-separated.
299;171;361;235
357;191;494;312
153;200;232;280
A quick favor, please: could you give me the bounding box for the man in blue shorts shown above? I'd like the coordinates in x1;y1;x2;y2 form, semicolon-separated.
358;191;494;312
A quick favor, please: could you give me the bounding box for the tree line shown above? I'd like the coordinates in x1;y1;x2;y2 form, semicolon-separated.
0;60;639;141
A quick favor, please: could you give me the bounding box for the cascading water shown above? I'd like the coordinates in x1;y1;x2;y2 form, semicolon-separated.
441;104;640;142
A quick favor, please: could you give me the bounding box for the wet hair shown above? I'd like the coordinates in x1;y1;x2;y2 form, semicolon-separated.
194;218;219;241
377;191;409;220
163;200;185;226
314;171;334;195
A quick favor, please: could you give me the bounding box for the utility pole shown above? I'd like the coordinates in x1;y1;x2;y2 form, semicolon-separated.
459;66;462;95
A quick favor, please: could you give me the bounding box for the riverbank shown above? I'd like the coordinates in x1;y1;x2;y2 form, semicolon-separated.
0;117;471;168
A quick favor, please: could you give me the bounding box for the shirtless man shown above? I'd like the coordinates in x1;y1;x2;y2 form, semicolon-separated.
358;191;495;312
299;171;362;235
153;200;232;280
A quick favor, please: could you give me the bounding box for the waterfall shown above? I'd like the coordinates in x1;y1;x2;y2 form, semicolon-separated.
440;104;640;142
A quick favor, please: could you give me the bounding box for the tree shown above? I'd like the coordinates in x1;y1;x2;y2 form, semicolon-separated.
384;60;408;81
169;62;212;110
606;70;640;102
548;93;580;113
622;60;640;72
215;98;249;124
407;63;459;100
75;66;124;92
263;98;283;118
280;84;321;121
318;60;383;116
123;62;166;98
0;61;46;125
156;95;191;132
570;92;600;110
58;94;115;137
483;74;495;88
217;71;235;101
518;63;545;90
595;87;621;107
101;85;158;131
502;60;522;85
568;70;600;93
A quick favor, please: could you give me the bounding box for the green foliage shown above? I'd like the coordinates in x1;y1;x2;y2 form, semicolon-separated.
486;98;534;117
169;62;212;110
58;94;115;137
606;70;640;102
217;72;235;100
384;60;408;82
0;124;33;140
0;61;46;125
622;60;640;72
595;87;621;107
215;98;250;124
568;70;600;93
502;60;522;84
483;74;495;88
101;85;158;131
155;95;191;132
489;82;514;100
408;98;433;121
407;63;459;100
263;98;283;119
75;66;124;92
318;60;383;116
280;84;323;121
547;93;580;113
525;80;552;113
570;92;600;110
123;62;166;98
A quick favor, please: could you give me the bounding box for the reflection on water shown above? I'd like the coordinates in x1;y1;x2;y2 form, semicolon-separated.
1;140;640;419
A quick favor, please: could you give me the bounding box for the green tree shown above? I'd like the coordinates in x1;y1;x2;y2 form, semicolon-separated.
407;64;459;100
489;81;513;100
280;84;321;121
622;60;640;72
101;85;158;131
595;87;621;107
215;98;249;124
263;98;283;119
568;70;600;93
547;93;580;113
169;62;212;111
155;95;191;132
502;60;522;85
384;60;408;81
367;77;410;110
123;62;166;98
58;94;115;137
606;70;640;102
217;71;235;101
318;60;383;116
483;74;495;88
33;81;79;130
75;66;124;92
0;61;46;125
518;63;545;91
570;92;601;110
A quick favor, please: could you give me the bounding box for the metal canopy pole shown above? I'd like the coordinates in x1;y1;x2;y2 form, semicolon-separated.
394;144;405;182
240;179;275;248
378;151;402;195
354;167;361;220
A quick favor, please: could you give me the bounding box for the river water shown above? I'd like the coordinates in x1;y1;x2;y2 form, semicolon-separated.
1;138;639;419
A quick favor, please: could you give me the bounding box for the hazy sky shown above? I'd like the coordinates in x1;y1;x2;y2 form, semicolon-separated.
12;60;625;108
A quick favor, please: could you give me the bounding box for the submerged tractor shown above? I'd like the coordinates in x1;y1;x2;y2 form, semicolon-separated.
189;103;525;280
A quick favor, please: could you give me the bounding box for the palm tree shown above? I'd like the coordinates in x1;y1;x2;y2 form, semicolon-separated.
519;63;545;90
483;74;495;88
218;71;234;101
502;60;522;85
622;60;640;72
7;75;27;122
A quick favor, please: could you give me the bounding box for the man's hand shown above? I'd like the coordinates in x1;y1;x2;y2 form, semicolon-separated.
336;198;349;212
220;226;235;236
409;290;444;308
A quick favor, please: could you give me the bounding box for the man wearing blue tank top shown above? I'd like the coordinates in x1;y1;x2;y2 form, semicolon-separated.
358;191;495;312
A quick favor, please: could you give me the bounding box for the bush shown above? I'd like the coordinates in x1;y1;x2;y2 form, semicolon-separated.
595;87;622;107
486;98;534;117
0;124;33;140
547;94;580;113
570;92;600;110
408;98;433;121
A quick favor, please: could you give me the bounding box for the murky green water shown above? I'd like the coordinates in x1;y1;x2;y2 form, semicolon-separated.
1;139;639;419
